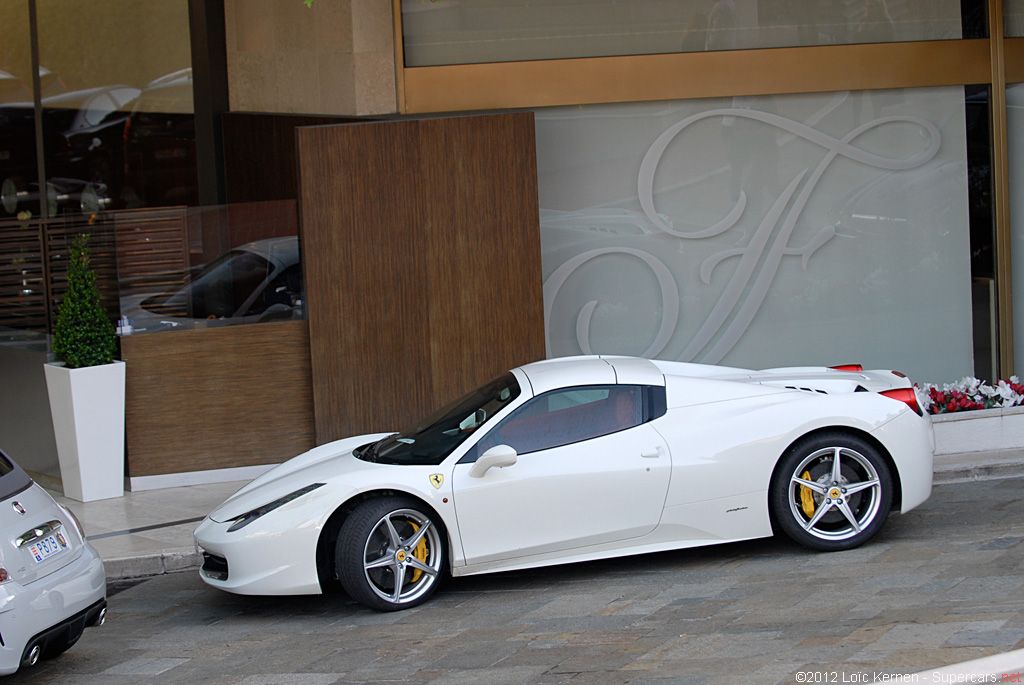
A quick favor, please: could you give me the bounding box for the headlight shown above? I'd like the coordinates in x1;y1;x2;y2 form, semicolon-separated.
227;483;325;532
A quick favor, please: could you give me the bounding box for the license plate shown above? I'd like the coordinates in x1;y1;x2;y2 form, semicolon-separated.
29;532;68;563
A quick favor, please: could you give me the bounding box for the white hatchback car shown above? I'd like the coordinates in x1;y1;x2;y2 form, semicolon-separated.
0;450;106;674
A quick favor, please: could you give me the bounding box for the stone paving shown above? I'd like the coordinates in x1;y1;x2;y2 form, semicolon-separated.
9;478;1024;684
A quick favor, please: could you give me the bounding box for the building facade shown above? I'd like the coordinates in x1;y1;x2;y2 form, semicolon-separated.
2;0;1022;389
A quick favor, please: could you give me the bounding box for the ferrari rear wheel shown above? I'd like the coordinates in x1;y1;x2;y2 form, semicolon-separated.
336;497;445;611
771;432;893;552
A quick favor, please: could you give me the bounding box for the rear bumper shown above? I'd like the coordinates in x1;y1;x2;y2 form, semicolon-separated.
0;543;106;675
872;408;934;513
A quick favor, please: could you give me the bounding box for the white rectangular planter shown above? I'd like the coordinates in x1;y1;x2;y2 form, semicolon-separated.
931;405;1024;455
44;360;125;502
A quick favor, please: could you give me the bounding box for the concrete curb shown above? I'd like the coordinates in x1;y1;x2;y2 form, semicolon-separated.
933;457;1024;484
104;548;201;582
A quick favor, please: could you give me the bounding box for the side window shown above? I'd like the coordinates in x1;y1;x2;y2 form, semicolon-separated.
465;384;644;460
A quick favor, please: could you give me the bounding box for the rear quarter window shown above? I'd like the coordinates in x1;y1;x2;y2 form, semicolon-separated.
0;451;33;501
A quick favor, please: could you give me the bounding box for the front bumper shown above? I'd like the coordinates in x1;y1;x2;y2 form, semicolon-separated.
193;513;324;596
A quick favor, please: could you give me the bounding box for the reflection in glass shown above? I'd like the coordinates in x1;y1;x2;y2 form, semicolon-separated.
402;0;964;67
1006;84;1024;374
117;201;304;335
1007;0;1024;36
0;0;40;219
535;88;973;384
0;0;197;219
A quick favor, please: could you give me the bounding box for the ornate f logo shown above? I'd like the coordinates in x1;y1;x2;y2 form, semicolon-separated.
429;474;443;489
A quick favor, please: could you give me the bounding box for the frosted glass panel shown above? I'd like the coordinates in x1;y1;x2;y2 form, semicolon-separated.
403;0;963;67
536;88;973;383
1007;84;1024;374
1008;1;1024;36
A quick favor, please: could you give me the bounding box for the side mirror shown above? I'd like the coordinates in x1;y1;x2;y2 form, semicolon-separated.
468;445;517;478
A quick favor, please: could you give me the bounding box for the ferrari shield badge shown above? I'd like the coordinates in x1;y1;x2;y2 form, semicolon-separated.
429;474;443;489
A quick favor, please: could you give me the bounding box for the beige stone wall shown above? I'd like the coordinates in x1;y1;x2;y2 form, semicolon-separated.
224;0;397;116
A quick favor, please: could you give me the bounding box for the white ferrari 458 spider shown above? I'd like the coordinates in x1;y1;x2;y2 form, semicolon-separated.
194;355;933;611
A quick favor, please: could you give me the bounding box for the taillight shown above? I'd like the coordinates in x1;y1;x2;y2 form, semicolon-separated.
0;566;10;583
881;387;923;416
59;504;86;539
831;364;863;372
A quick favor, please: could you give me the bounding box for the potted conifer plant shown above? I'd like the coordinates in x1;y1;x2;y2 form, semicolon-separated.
43;233;125;501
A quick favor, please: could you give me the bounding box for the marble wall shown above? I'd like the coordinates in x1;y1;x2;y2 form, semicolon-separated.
224;0;397;116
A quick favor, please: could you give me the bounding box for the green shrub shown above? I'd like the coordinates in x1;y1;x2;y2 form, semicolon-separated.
52;234;116;368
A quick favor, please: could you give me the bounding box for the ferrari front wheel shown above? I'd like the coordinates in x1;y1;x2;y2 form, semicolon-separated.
336;497;445;611
770;432;893;552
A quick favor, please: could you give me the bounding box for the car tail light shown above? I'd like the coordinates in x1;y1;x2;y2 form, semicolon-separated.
880;388;923;416
831;364;863;372
0;565;9;583
59;504;86;539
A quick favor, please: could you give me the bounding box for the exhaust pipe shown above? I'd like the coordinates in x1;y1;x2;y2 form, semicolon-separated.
23;644;40;667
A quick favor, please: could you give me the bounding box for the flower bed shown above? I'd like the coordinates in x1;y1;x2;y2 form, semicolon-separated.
917;376;1024;456
917;377;1024;415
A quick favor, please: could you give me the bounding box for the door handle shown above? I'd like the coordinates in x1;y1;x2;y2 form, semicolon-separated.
641;447;662;458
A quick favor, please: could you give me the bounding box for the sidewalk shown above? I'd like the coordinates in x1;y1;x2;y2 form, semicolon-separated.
45;448;1024;583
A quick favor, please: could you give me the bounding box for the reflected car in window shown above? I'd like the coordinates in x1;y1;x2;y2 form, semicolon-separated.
194;355;933;612
120;236;303;333
121;69;196;208
0;83;139;217
0;450;106;674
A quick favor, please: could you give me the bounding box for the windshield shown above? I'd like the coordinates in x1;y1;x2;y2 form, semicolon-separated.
359;372;521;466
141;249;273;319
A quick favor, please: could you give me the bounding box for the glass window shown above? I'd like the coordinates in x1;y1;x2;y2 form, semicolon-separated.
0;449;32;501
30;0;195;215
1007;0;1024;36
1006;83;1024;374
537;88;975;385
471;385;644;457
401;0;965;67
0;0;40;220
117;202;303;335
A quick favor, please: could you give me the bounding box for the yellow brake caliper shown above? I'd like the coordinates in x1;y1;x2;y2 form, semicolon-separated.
407;522;428;583
799;470;816;518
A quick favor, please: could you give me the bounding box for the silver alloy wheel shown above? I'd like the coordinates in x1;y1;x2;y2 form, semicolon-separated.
787;445;883;542
361;507;442;606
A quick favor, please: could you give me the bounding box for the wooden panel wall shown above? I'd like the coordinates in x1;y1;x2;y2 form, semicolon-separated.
121;320;314;477
297;113;545;443
221;113;365;204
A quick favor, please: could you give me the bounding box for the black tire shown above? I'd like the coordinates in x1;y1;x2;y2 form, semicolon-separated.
336;497;446;611
770;431;893;552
